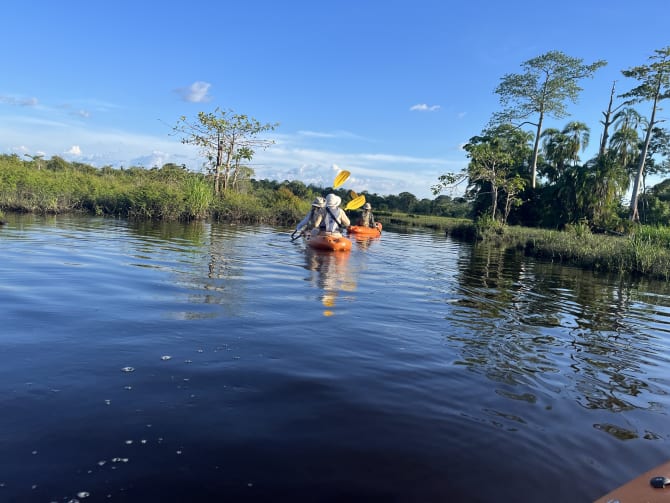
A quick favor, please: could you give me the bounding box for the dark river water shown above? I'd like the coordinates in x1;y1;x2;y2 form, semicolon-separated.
2;214;670;502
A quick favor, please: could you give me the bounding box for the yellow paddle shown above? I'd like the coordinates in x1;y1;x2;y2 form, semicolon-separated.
333;170;350;189
344;194;366;211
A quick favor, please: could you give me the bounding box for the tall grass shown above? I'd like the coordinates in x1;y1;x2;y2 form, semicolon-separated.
184;177;213;219
470;223;670;280
0;158;307;224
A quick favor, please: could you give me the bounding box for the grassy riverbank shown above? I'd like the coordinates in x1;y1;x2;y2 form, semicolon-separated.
0;156;313;224
374;211;670;280
3;155;670;280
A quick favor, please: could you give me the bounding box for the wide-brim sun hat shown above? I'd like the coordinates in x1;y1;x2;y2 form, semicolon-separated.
325;194;341;207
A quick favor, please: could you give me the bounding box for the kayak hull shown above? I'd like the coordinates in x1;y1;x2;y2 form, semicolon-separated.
348;222;382;236
594;460;670;502
305;232;352;252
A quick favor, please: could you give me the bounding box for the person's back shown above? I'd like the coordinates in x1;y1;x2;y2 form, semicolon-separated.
315;193;350;234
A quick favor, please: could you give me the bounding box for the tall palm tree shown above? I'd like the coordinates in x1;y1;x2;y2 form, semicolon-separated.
541;128;570;182
609;126;641;177
541;122;591;181
561;121;590;166
612;107;646;134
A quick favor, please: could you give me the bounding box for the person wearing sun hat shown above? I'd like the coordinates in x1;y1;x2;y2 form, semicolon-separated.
313;193;351;236
293;196;325;237
357;202;376;228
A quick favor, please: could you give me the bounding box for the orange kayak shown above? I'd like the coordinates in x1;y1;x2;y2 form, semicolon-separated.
594;459;670;502
305;232;352;252
348;222;382;236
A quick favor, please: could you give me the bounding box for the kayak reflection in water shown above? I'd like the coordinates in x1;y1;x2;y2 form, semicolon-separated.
304;249;356;317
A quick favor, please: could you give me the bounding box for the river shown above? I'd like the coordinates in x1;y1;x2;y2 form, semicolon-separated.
2;214;670;502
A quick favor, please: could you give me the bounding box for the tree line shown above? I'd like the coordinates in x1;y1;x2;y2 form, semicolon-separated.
432;47;670;232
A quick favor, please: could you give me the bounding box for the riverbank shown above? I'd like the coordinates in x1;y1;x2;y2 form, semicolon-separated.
3;207;670;279
3;154;670;280
376;211;670;281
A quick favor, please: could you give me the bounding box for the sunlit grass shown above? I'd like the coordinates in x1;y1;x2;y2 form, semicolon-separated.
453;221;670;280
374;212;670;279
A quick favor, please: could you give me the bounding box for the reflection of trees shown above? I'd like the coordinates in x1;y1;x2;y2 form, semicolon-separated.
198;224;246;317
127;220;246;319
128;220;207;244
449;242;670;426
303;249;356;316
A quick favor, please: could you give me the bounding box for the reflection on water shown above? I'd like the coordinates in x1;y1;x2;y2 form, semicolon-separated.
449;243;670;444
303;249;356;316
350;232;381;251
3;215;670;501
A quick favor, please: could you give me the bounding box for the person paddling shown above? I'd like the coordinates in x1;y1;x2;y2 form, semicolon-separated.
357;202;376;228
292;197;325;239
314;193;350;236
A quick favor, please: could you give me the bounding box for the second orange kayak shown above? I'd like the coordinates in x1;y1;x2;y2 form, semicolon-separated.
348;222;382;236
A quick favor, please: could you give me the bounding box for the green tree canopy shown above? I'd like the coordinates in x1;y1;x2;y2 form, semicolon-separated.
620;46;670;221
173;108;278;195
492;50;606;189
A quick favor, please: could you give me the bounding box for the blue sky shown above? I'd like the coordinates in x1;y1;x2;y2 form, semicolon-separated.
2;0;669;200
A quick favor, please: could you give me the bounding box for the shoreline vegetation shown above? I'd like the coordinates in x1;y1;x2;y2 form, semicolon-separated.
2;155;670;280
389;213;670;281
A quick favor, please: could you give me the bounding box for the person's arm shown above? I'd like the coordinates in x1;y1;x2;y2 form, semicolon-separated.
340;210;351;228
295;212;311;231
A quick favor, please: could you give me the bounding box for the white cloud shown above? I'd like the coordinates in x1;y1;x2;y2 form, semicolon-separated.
175;81;212;103
0;95;38;107
252;143;463;199
66;145;82;156
130;150;173;169
410;103;440;112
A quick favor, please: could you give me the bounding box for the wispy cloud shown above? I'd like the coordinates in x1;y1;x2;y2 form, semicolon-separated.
298;130;338;138
297;130;369;141
410;103;440;112
0;95;38;107
175;81;212;103
66;145;82;156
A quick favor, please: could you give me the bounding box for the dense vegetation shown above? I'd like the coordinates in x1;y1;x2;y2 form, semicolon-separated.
0;154;471;224
433;47;670;232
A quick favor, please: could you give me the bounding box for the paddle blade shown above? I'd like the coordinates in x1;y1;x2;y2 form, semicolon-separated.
344;194;366;211
333;170;350;188
350;190;358;199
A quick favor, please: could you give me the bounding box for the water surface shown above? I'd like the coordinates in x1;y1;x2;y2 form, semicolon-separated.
2;215;670;502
